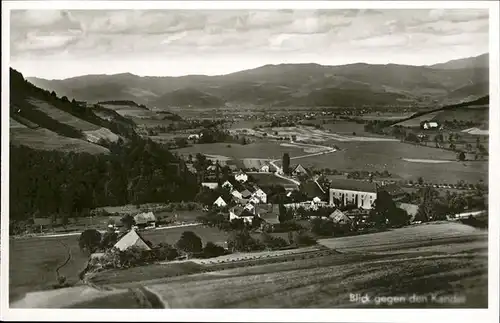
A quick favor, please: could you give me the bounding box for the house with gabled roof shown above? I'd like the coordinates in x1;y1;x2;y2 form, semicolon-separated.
234;170;248;183
302;180;327;202
252;187;267;203
329;209;352;224
134;212;156;229
222;180;234;190
113;229;151;251
229;205;258;224
240;189;253;199
213;196;227;208
378;183;406;201
231;189;243;200
292;164;310;177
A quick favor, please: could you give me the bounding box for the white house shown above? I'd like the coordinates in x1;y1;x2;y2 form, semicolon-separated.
229;206;256;224
231;189;243;199
422;121;439;130
188;134;200;140
329;179;378;210
234;170;248;183
260;164;270;172
222;180;233;190
312;196;322;204
213;196;227;208
252;188;267;203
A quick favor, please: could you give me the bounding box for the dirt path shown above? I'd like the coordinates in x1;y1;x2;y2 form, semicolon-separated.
55;241;72;281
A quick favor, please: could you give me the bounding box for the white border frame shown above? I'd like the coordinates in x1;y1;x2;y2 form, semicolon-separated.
1;1;499;322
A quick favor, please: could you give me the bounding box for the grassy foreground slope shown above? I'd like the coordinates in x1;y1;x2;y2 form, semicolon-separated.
11;223;488;308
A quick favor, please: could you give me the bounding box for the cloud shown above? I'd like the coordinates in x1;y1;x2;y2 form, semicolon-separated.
9;9;489;78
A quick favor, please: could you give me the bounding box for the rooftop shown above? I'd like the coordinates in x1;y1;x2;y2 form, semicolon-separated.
378;183;406;196
329;179;378;193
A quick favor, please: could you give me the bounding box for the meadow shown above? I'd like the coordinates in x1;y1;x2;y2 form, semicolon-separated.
174;142;305;160
289;141;487;183
10;128;110;155
15;222;485;309
9;225;227;302
27;98;100;131
11;222;488;308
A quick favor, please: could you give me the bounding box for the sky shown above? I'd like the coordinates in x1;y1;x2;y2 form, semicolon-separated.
10;8;489;79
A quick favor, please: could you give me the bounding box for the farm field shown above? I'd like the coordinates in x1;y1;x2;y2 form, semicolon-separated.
25;97;121;143
229;120;269;129
14;222;487;308
356;112;414;121
10;128;110;155
99;103;157;119
174;142;305;160
238;125;399;143
27;97;100;131
317;222;486;252
9;225;226;302
10;117;27;128
288;141;487;183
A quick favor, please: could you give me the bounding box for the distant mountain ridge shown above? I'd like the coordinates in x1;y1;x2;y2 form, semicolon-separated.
27;53;489;109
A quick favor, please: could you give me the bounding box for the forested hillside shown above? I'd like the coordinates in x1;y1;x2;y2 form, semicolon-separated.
10;139;199;225
10;68;200;230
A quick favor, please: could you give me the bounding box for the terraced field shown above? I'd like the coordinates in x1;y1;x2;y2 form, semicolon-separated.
26;97;121;143
10;128;110;155
27;98;100;131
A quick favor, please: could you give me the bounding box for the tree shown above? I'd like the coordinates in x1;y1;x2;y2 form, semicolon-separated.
227;229;264;252
176;231;203;256
282;153;290;175
417;177;424;185
121;214;136;230
415;187;439;222
78;229;102;254
100;229;118;249
457;151;466;161
175;137;188;148
405;132;420;143
202;242;226;258
278;203;293;223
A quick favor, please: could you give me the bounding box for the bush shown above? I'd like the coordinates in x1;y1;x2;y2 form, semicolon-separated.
79;229;102;254
260;233;289;250
153;243;179;261
202;242;227;258
227;230;265;252
176;231;203;255
296;231;317;246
